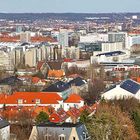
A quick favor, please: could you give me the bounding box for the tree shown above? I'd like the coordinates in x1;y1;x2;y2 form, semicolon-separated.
85;103;139;140
79;110;90;123
35;111;49;124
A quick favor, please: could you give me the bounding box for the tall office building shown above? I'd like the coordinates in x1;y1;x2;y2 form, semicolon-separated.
59;29;69;47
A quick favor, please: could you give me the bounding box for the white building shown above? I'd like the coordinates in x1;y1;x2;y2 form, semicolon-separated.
126;35;140;49
80;33;108;43
102;79;140;100
64;94;84;111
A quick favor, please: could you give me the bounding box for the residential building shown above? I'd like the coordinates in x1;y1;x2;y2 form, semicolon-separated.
64;94;84;111
0;92;63;111
29;123;90;140
20;31;31;43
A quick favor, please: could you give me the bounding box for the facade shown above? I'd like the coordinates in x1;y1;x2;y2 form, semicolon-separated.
29;123;90;140
80;33;108;43
0;51;14;70
0;118;10;140
59;29;69;47
20;31;31;43
25;48;37;67
64;94;84;111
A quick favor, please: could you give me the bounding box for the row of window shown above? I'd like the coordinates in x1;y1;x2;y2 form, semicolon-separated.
18;99;40;104
44;134;76;140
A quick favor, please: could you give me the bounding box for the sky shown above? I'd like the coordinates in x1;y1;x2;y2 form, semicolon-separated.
0;0;140;13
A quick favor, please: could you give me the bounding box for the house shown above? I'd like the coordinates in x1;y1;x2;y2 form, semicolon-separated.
102;79;140;100
36;61;48;77
0;76;22;95
29;122;90;140
42;81;72;99
47;70;65;79
0;118;10;140
0;92;63;111
49;108;69;123
67;77;87;94
32;77;46;86
64;94;84;111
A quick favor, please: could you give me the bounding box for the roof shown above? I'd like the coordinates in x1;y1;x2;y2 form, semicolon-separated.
0;76;22;86
67;107;81;118
47;61;63;70
42;81;70;92
120;79;140;94
96;51;125;57
64;94;83;103
32;77;41;84
67;77;87;87
35;122;89;140
37;61;45;70
48;70;65;78
37;122;83;127
43;77;86;92
49;108;68;123
0;92;62;105
0;118;9;129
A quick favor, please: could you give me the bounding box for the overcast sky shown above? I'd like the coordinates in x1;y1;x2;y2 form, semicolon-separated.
0;0;140;13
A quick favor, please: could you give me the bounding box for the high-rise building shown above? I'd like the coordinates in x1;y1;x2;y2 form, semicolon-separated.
59;29;68;47
16;26;22;33
20;31;31;43
108;32;127;48
25;48;37;67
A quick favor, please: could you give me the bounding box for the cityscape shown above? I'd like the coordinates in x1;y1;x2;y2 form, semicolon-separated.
0;0;140;140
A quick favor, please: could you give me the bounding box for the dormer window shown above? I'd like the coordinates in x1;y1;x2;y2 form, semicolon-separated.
59;134;65;140
36;99;40;104
44;134;51;140
18;99;23;104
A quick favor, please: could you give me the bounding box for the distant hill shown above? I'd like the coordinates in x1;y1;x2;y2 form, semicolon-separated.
0;13;140;22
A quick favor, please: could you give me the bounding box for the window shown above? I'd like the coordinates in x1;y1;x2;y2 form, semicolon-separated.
36;99;40;104
59;134;65;140
44;134;51;140
73;136;76;140
18;99;23;104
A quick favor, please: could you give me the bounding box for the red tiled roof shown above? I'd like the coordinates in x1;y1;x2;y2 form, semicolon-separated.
67;107;81;118
64;94;83;103
0;92;62;105
49;108;68;123
48;70;65;78
32;77;41;84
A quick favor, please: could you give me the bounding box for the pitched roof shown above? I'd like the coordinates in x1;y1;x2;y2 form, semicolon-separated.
37;61;45;70
32;77;41;84
0;76;22;86
0;92;62;105
48;70;65;78
64;94;83;103
67;107;81;118
49;108;68;123
42;81;69;92
0;118;9;129
67;77;86;87
120;79;140;94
